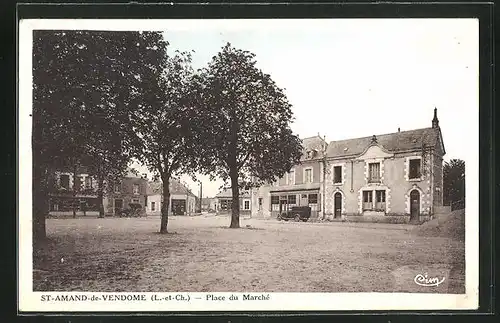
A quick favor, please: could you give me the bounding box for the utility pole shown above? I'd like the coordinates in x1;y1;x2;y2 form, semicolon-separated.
322;135;328;221
199;181;203;213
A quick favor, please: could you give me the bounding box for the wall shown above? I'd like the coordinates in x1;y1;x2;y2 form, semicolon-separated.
251;185;271;218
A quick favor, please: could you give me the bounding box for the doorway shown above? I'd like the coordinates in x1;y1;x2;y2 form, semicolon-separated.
410;190;420;221
334;192;342;218
114;198;123;215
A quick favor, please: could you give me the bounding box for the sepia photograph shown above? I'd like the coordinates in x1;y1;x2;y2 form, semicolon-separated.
18;18;479;312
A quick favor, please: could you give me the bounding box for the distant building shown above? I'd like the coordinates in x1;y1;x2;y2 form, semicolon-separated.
215;188;251;215
201;197;217;212
251;108;445;223
146;179;197;216
49;166;100;213
103;170;148;216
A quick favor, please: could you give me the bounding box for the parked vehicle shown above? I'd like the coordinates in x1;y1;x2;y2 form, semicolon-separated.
119;203;145;217
278;206;312;222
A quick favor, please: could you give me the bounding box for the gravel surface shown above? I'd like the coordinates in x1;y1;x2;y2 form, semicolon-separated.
33;215;465;293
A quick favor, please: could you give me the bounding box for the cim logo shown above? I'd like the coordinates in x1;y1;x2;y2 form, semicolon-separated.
414;273;446;287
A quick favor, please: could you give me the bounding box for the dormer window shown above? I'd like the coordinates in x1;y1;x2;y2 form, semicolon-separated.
306;151;312;159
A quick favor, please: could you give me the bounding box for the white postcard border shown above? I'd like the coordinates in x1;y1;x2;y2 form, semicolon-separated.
18;18;480;312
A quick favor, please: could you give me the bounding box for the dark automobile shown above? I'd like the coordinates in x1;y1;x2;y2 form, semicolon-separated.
278;206;312;222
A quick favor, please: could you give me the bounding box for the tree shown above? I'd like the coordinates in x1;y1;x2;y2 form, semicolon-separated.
443;159;465;210
191;43;303;228
32;30;165;243
130;48;200;233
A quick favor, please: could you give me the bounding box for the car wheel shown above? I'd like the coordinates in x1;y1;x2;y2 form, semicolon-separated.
294;214;300;222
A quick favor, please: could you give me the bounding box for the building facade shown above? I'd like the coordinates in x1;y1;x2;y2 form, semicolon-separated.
215;189;251;215
251;108;445;222
146;179;198;216
49;166;100;213
103;173;148;216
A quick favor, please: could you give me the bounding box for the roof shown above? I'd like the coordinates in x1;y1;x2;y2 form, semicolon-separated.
326;127;440;158
215;188;250;198
301;135;328;160
147;179;197;197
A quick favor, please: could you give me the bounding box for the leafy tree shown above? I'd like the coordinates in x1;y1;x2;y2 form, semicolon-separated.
443;159;465;210
191;43;303;228
129;48;199;233
32;30;165;242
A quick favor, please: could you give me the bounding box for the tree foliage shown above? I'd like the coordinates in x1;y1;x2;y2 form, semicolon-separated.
191;43;303;228
443;159;465;210
32;30;166;242
129;46;199;233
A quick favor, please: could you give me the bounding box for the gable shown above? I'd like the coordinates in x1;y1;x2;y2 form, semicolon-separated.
356;145;394;160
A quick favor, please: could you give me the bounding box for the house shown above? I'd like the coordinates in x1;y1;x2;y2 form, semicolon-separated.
215;188;251;215
251;135;327;219
146;179;198;216
201;197;217;212
103;170;148;216
251;108;445;223
49;166;100;213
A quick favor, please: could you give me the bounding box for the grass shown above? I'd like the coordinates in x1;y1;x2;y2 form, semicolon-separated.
33;214;465;293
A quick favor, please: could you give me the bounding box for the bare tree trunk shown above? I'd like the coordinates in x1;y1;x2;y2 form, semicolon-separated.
33;160;47;246
98;175;105;218
229;167;240;228
160;177;171;233
72;163;77;218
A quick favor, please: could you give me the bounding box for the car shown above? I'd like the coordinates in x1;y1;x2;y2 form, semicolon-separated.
278;206;312;222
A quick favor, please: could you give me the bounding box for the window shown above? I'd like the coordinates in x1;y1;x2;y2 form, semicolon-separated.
369;163;380;182
271;196;280;204
304;168;313;183
151;202;156;211
363;191;373;203
376;190;386;203
60;174;70;189
258;198;263;211
308;194;318;204
409;159;421;179
84;176;92;189
114;183;120;193
133;183;140;195
287;194;297;204
333;166;342;184
244;200;250;210
287;169;295;185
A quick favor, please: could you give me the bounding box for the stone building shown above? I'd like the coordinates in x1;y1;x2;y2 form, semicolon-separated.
103;170;148;216
251;108;445;223
146;179;198;216
215;188;251;215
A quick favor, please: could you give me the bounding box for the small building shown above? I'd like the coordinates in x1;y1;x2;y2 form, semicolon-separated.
103;170;148;216
201;197;217;212
215;188;251;215
146;179;197;216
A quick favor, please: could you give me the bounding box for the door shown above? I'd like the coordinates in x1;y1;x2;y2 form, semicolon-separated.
334;192;342;218
375;190;386;211
114;198;123;215
279;199;288;214
363;191;373;210
410;190;420;221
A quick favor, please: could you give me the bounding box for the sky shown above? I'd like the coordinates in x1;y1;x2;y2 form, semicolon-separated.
123;19;478;198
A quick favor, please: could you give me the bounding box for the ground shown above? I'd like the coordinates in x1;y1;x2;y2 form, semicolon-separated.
33;213;465;293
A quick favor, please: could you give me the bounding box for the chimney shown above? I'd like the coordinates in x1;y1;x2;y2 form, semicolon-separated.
398;127;400;132
432;107;439;128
